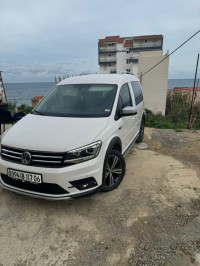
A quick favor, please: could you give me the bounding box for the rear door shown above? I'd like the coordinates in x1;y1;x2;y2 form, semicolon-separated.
130;81;144;132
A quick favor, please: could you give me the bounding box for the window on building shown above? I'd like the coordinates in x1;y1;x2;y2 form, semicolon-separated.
130;81;143;105
126;69;131;72
126;59;130;64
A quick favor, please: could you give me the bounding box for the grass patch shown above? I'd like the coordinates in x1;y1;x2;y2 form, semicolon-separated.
145;91;200;130
175;129;183;132
145;109;188;130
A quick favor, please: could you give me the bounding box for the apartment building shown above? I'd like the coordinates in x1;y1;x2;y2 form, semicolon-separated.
0;72;7;105
98;35;169;114
98;35;163;75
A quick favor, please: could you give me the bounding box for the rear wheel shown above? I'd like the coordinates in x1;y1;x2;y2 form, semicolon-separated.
102;150;125;192
136;118;145;143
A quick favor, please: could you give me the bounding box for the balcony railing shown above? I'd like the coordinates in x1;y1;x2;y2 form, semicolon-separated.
99;59;116;65
129;46;162;52
99;46;117;53
99;50;117;54
129;57;138;63
110;69;117;73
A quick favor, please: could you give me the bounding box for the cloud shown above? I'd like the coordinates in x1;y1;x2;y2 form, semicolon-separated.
0;0;200;81
1;59;98;82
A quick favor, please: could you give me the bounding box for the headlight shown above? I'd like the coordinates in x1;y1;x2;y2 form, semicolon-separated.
64;141;102;165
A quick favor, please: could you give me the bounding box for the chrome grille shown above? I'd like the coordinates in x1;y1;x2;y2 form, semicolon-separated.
1;145;65;167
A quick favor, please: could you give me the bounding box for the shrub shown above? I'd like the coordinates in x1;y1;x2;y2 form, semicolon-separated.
17;104;33;115
146;91;200;129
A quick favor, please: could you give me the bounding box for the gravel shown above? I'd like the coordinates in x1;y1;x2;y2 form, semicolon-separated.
151;129;189;148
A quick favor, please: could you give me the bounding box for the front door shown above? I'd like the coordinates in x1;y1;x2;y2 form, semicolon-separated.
115;83;136;152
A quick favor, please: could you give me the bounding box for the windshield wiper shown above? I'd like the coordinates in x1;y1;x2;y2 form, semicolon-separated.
31;110;44;116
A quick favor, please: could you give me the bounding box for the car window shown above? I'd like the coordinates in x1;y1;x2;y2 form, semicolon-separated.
115;83;132;120
130;81;143;105
33;84;117;118
119;83;132;108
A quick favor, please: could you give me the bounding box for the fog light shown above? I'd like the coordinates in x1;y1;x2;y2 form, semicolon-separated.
69;177;98;190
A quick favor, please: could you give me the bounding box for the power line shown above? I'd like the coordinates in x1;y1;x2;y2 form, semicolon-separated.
139;29;200;78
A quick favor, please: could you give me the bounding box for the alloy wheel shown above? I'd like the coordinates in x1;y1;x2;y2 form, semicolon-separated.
104;154;123;187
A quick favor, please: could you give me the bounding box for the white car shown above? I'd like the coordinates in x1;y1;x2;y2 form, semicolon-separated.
0;74;145;199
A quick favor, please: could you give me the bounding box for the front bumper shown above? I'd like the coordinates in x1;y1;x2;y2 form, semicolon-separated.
0;156;103;200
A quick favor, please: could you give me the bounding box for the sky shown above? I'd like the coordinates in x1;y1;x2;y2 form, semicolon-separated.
0;0;200;82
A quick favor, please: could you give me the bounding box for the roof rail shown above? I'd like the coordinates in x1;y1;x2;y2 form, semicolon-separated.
120;71;134;75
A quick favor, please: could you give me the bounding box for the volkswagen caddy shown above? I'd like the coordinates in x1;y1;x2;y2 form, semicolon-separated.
0;74;145;199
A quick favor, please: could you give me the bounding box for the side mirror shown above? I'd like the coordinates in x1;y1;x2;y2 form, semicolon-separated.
122;106;137;116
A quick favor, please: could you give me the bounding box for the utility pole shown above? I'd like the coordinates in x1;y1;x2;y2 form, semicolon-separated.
188;54;199;129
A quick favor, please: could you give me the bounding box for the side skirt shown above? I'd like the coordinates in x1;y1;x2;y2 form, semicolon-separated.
122;133;139;157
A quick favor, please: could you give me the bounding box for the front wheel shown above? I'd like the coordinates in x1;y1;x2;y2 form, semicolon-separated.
101;150;126;192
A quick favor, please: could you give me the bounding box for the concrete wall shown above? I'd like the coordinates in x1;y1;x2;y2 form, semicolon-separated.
116;43;132;73
168;89;200;103
138;51;169;115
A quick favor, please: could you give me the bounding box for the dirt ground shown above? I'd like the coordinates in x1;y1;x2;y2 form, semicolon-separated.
0;127;200;266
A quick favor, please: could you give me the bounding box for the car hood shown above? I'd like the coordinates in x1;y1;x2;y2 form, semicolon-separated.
2;114;109;152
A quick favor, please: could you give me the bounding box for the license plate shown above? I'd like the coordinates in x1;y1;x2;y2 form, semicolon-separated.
7;169;42;184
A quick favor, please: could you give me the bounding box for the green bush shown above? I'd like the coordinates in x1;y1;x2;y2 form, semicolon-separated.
8;101;17;113
146;91;200;130
166;92;190;123
17;104;33;115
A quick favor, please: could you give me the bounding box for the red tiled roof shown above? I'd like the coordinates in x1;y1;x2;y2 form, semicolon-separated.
98;36;120;44
124;41;134;47
118;37;126;43
133;35;163;40
98;34;163;44
98;39;105;44
31;96;43;101
173;87;200;92
104;35;120;41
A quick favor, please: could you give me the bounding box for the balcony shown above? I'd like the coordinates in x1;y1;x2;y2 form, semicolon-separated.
110;69;117;73
99;50;117;54
129;45;162;52
99;59;116;65
129;57;138;63
99;46;117;54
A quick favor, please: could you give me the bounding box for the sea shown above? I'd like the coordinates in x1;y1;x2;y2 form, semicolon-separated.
4;79;195;107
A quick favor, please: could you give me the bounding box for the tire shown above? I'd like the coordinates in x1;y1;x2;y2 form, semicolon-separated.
101;150;126;192
136;118;145;143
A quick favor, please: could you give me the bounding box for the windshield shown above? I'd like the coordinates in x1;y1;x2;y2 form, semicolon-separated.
33;84;117;117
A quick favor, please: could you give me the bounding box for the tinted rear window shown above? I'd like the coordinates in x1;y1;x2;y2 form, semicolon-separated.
130;81;143;105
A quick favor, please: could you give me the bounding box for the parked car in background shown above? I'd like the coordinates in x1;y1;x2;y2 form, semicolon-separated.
0;74;145;199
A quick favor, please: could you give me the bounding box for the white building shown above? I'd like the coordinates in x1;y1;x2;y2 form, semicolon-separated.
0;72;7;104
98;35;169;114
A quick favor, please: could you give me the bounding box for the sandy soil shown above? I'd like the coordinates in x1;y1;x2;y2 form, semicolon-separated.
0;127;200;265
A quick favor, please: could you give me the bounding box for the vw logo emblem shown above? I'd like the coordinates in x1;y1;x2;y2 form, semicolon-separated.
21;151;32;165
